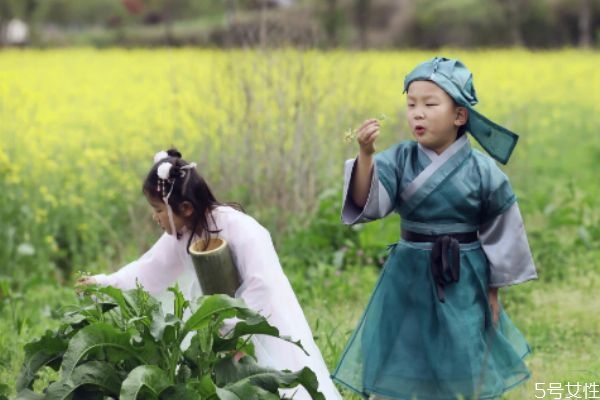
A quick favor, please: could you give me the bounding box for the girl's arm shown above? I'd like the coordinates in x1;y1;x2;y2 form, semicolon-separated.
77;233;186;295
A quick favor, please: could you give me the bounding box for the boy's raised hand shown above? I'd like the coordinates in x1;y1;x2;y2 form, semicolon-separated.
356;119;380;156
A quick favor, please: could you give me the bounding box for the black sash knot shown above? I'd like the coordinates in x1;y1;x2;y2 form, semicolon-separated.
401;229;478;303
431;236;460;303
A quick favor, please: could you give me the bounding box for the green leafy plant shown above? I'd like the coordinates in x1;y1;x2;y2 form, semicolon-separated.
15;284;324;399
0;383;9;400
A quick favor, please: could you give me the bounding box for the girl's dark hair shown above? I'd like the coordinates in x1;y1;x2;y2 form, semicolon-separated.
143;148;243;252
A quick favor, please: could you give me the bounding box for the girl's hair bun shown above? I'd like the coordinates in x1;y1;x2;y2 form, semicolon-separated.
166;148;182;159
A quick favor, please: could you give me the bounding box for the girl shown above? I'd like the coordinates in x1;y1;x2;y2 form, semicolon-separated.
332;57;537;399
77;148;342;400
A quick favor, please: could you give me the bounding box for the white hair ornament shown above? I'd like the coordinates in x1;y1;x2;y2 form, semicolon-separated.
154;151;169;164
157;162;172;180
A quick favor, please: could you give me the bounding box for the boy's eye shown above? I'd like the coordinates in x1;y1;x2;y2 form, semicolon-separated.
426;103;438;106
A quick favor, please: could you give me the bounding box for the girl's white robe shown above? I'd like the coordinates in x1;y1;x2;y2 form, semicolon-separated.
93;206;341;400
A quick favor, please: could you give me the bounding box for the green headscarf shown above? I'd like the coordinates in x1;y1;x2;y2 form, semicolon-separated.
403;57;518;164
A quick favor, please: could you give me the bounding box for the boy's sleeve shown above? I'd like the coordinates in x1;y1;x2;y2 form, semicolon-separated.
478;162;537;287
341;145;400;225
480;203;538;287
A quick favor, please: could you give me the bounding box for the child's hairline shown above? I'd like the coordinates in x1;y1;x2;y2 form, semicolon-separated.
405;78;468;108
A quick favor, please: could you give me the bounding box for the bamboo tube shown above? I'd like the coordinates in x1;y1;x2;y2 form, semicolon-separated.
188;237;241;296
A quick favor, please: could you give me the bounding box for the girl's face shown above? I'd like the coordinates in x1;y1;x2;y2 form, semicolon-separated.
146;195;191;236
406;80;467;154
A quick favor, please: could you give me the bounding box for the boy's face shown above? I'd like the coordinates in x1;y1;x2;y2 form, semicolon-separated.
406;80;467;154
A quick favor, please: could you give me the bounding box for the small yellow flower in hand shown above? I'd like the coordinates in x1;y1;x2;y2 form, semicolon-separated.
343;113;389;143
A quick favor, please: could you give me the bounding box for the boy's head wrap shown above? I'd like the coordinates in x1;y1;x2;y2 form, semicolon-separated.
403;57;518;164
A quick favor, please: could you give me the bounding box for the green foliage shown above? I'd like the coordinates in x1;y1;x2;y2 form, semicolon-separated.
15;284;324;400
280;187;394;273
524;181;600;282
0;384;9;400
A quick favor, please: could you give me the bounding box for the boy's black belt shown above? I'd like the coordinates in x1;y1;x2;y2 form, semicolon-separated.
401;230;478;244
401;229;479;303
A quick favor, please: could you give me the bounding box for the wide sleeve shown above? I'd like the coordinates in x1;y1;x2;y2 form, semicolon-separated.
478;160;537;287
225;215;342;400
92;233;188;295
341;145;402;225
480;203;538;287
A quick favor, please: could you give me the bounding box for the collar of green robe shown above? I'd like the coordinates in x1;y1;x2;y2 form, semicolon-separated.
403;56;518;164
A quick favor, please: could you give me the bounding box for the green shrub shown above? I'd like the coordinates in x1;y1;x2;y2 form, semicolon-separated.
16;284;324;399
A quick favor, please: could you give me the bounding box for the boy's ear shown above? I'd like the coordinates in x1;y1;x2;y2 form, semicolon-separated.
180;201;195;217
455;107;468;126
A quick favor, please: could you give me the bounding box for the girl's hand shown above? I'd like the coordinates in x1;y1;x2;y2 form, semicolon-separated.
488;287;500;326
356;119;380;156
75;275;97;295
75;276;97;287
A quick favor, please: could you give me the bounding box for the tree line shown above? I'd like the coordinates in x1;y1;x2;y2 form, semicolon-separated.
0;0;598;50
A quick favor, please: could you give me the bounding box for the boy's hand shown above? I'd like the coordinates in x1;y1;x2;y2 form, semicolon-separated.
356;119;380;156
488;287;499;326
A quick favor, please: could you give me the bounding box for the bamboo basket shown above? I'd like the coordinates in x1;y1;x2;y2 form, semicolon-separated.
188;237;241;296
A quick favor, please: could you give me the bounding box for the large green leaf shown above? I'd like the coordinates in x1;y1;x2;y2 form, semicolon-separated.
216;385;279;400
158;384;202;400
159;376;214;399
149;312;181;343
120;365;172;400
17;329;68;390
183;295;252;333
60;323;151;378
216;357;325;400
44;361;122;400
215;315;306;355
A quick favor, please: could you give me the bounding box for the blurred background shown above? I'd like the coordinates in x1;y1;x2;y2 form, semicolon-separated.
1;0;599;49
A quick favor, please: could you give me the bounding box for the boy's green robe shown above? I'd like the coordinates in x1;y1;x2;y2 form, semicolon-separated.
333;136;537;400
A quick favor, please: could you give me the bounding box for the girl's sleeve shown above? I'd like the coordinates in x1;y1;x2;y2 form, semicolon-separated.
92;233;186;295
478;162;538;287
341;145;401;225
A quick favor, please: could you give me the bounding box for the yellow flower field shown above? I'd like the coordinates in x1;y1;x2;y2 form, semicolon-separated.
1;48;600;397
1;49;598;271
